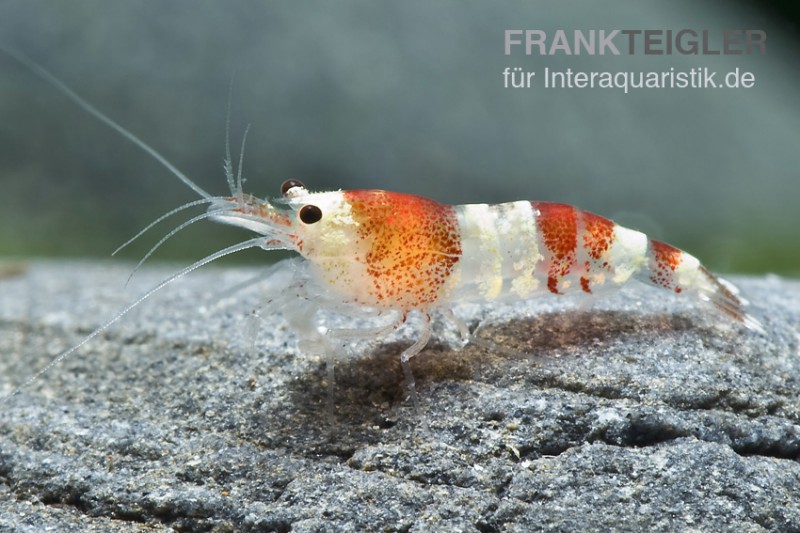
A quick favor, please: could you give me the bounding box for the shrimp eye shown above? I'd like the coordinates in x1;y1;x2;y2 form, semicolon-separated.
280;179;305;195
299;204;322;224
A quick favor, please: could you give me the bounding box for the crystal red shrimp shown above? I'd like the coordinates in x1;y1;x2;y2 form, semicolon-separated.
216;184;761;324
1;46;763;409
209;183;762;409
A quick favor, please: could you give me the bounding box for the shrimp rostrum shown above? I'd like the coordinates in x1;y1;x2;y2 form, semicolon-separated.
209;179;763;410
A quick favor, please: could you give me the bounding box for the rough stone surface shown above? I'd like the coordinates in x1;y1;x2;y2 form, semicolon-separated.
0;260;799;532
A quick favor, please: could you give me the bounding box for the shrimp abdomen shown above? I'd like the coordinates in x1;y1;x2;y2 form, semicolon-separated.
449;201;758;329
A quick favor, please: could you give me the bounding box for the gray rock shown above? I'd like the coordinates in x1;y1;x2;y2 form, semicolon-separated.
1;261;799;532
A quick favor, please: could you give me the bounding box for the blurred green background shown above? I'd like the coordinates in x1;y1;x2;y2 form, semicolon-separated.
0;0;797;274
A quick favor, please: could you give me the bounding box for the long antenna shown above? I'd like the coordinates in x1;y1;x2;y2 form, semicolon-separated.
1;236;265;402
0;44;213;200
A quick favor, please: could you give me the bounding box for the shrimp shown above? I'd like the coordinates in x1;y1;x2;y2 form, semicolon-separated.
207;182;763;411
1;47;763;413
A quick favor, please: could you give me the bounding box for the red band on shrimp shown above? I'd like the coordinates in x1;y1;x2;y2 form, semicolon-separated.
581;211;615;261
345;191;461;308
532;202;578;294
649;239;684;293
578;210;616;293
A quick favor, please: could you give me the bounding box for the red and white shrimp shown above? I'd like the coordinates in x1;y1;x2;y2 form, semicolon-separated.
208;181;763;409
1;47;763;410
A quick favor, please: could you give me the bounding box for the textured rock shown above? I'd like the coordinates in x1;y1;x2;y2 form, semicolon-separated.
1;260;799;532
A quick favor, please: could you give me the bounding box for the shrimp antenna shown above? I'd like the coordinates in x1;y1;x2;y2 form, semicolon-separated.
121;203;277;285
112;197;216;256
0;44;212;200
236;124;251;196
1;236;266;403
222;73;251;201
123;207;230;285
223;74;237;196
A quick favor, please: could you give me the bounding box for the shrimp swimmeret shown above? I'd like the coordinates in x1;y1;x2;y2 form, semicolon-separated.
2;48;763;411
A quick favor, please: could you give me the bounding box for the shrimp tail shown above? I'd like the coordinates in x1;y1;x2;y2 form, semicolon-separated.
637;239;764;333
